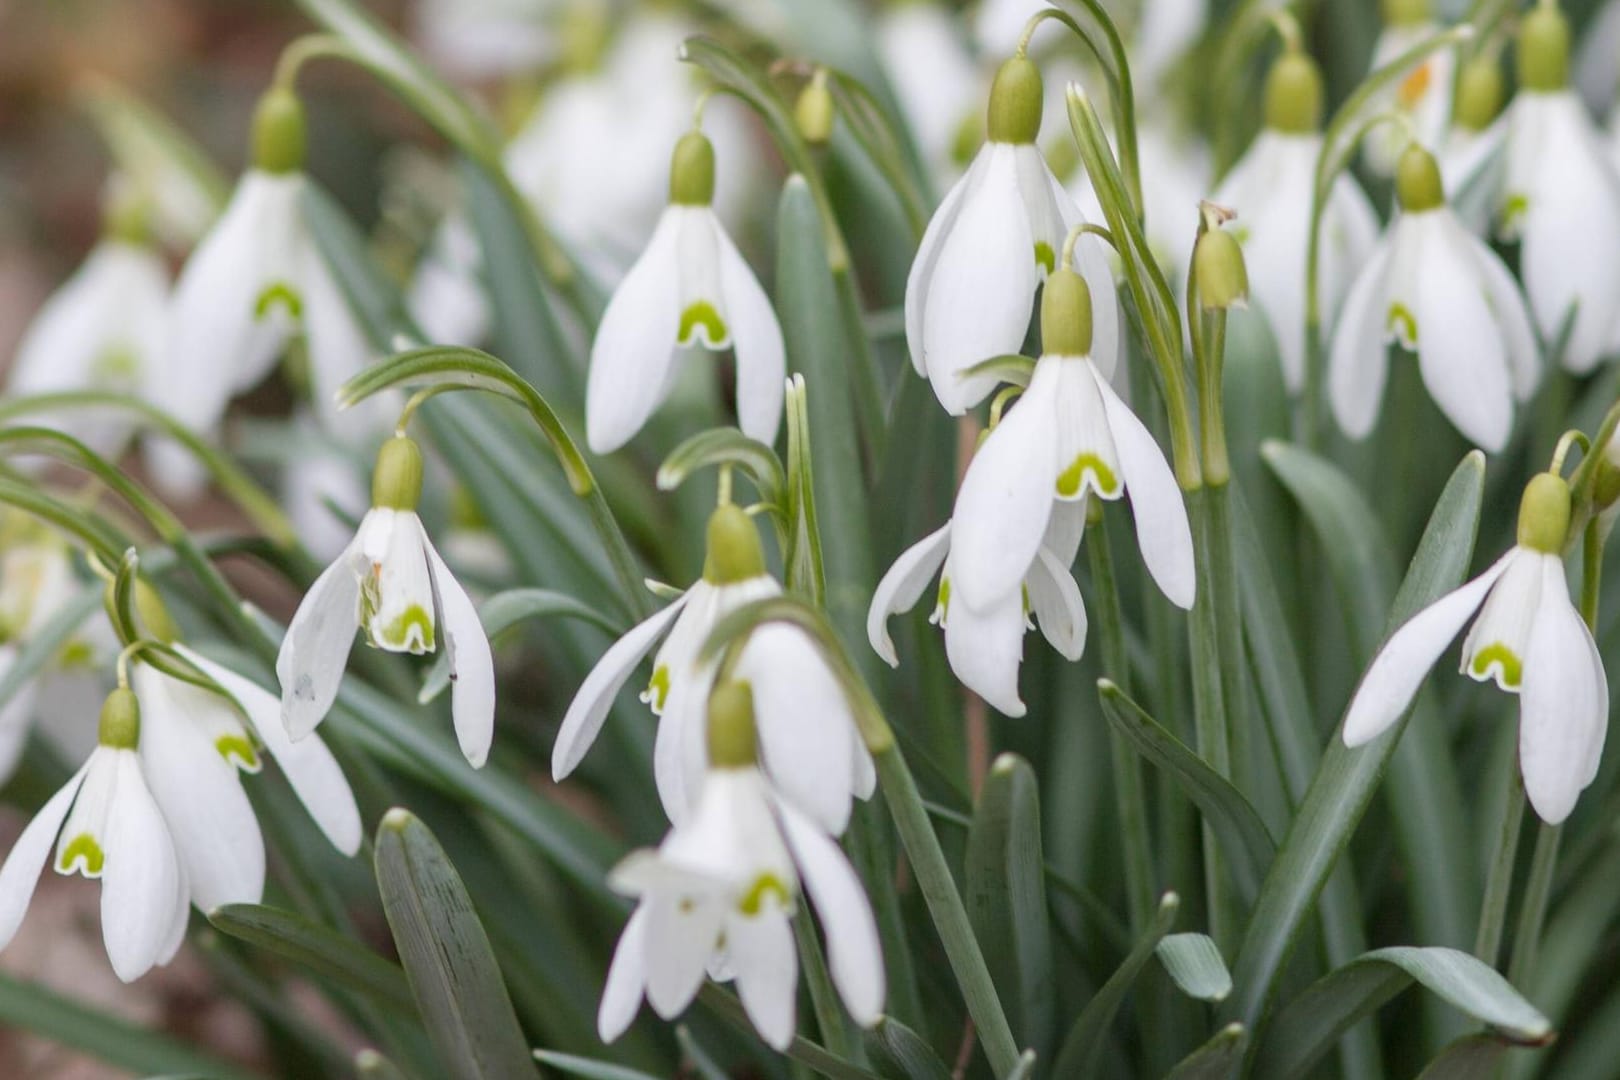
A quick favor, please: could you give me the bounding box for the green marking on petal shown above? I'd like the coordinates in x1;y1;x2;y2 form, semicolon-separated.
936;577;951;621
216;734;262;772
1500;194;1529;234
1034;241;1056;275
58;834;104;876
678;301;728;347
645;665;671;712
375;604;435;654
738;872;792;916
1387;302;1419;348
1470;644;1522;689
254;281;303;322
90;345;140;383
1057;453;1120;499
56;638;96;670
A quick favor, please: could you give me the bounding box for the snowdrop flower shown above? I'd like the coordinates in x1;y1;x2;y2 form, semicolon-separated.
8;191;166;463
1362;0;1457;176
1330;144;1538;452
877;3;984;187
585;130;784;454
907;57;1119;414
555;505;873;829
0;532;90;781
0;688;188;982
1215;50;1379;393
1498;5;1620;374
1344;473;1607;823
150;88;380;494
278;435;494;767
868;501;1087;717
949;269;1196;633
597;681;884;1050
1437;55;1508;235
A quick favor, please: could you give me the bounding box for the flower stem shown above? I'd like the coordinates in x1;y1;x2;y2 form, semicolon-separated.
792;912;857;1060
1187;486;1236;948
1472;777;1525;967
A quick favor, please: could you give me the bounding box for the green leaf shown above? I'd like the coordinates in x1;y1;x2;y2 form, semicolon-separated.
1252;947;1552;1078
374;808;540;1080
824;72;929;237
0;971;253;1079
863;1016;952;1080
1097;680;1276;903
1051;892;1180;1078
965;753;1055;1053
1224;451;1485;1040
698;985;883;1080
532;1050;663;1080
419;587;622;702
1415;1034;1512;1080
1165;1023;1249;1080
1156;933;1233;1003
657;428;786;508
783;375;828;604
208;903;414;1011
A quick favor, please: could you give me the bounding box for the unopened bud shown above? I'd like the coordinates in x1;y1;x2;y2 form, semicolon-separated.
1517;472;1572;554
1453;55;1505;131
987;57;1043;144
372;435;424;512
252;87;307;174
706;680;758;768
1382;0;1431;27
703;503;766;584
1518;5;1570;93
1265;52;1324;134
1041;268;1094;356
1395;144;1445;212
795;70;834;146
668;131;716;206
99;688;141;750
1194;227;1249;311
134;581;180;645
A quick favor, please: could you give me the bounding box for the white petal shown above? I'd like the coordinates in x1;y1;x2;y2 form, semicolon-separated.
655;658;717;826
1095;372;1195;609
716;214;786;446
1519;559;1609;823
949;359;1061;611
943;576;1028;718
0;764;87;950
586;207;683;453
598;904;650;1042
553;596;688;781
906;161;980;376
643;891;724;1019
1328;237;1396;440
1413;215;1514;452
1071;233;1122;381
0;647;37;786
1027;546;1087;661
734;624;858;835
278;542;362;741
1460;546;1545;689
102;752;184;981
1466;223;1541;402
867;522;952;666
1042;498;1088;569
425;539;495;768
922;144;1039;414
298;233;384;433
178;646;361;857
362;511;437;654
1342;552;1515;746
1052;358;1123;501
776;801;884;1027
728;908;798;1050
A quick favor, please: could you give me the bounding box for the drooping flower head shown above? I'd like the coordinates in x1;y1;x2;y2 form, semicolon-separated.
585;128;785;454
278;434;495;767
1344;472;1607;823
597;680;884;1050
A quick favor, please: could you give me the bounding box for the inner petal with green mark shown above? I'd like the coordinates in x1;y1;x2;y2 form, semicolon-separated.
374;604;434;653
58;833;104;877
1057;453;1120;499
678;301;728;347
738;872;793;915
216;734;262;773
1034;241;1056;275
1386;303;1419;349
254;281;303;322
644;665;671;713
1469;643;1522;690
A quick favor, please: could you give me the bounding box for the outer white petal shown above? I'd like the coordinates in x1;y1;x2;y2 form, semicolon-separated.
906;159;981;376
1322;173;1383;321
1465;223;1541;402
178;646;361;857
277;542;362;741
1027;547;1087;661
1342;552;1515;745
643;891;724;1019
728;908;798;1050
0;763;87;950
867;522;952;666
1095;372;1195;609
734;624;858;835
949;359;1061;610
101;752;184;981
1042;498;1088;569
654;656;718;826
922;145;1038;414
424;540;495;768
598;904;650;1042
1413;214;1514;452
1072;234;1122;381
553;596;688;781
1329;237;1396;440
586;207;683;453
943;583;1028;718
1519;559;1609;824
132;666;265;913
298;230;383;433
715;211;786;446
777;801;884;1027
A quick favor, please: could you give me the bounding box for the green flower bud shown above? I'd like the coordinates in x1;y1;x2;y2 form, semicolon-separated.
1041;268;1094;356
1453;55;1505;131
1518;5;1570;93
1265;52;1324;134
1395;144;1446;212
135;581;180;645
252;87;307;174
703;503;766;584
1194;227;1249;311
706;680;758;769
1516;472;1571;554
99;687;141;750
1382;0;1431;27
668;131;716;206
372;435;424;512
795;69;834;146
987;57;1043;144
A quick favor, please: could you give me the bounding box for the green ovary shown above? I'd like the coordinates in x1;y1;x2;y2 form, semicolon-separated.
1057;453;1119;498
216;734;261;771
58;833;104;876
1034;241;1056;275
374;604;435;653
254;281;303;321
738;872;792;915
1386;303;1419;347
1470;644;1522;689
646;665;671;712
678;301;728;347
